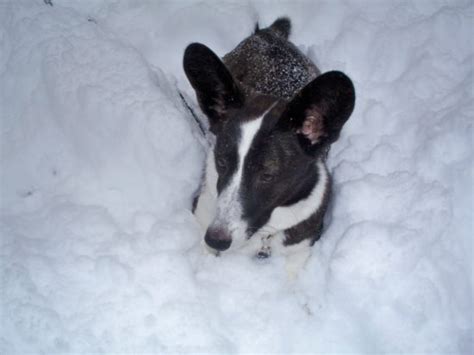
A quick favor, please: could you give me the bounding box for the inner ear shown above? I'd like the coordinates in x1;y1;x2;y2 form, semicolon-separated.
183;43;244;130
296;107;326;144
278;71;355;152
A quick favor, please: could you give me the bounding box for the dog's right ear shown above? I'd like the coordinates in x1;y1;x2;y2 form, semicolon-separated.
183;43;244;131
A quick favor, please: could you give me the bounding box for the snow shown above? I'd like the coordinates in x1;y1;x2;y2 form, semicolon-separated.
0;0;472;353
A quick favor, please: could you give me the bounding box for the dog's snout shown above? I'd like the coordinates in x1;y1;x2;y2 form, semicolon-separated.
205;227;232;251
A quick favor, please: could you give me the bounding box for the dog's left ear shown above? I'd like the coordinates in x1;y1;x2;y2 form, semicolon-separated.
183;43;244;131
278;71;355;153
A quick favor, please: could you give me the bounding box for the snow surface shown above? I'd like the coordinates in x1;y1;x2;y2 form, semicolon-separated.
0;0;472;353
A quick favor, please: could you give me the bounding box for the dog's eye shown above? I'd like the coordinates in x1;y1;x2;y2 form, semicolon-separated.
216;157;227;171
259;173;275;184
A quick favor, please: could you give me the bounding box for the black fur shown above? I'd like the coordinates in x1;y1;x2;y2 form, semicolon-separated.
223;18;319;100
277;71;356;155
183;43;244;132
268;17;291;39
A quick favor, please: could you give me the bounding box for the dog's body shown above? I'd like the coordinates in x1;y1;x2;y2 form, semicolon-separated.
184;18;355;260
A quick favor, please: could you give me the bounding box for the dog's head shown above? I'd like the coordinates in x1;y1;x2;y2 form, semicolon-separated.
184;43;355;252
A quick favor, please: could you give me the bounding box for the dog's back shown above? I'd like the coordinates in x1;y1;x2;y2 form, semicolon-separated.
223;18;320;100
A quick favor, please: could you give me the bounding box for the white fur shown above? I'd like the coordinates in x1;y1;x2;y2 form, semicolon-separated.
255;159;328;236
270;232;313;279
209;114;266;248
194;150;218;231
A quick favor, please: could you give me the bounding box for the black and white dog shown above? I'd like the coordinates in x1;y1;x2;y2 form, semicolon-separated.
184;18;355;261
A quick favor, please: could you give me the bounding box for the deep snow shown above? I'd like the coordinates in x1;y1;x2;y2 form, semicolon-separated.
0;0;472;354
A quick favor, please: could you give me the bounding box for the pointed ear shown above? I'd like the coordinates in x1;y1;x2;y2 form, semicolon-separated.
183;43;244;130
278;71;355;153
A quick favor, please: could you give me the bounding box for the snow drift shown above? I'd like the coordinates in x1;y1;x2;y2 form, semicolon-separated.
0;0;472;353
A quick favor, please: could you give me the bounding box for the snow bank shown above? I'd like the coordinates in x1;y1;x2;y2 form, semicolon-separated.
1;0;472;353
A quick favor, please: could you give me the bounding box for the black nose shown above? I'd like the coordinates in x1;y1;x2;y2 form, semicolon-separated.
205;227;232;251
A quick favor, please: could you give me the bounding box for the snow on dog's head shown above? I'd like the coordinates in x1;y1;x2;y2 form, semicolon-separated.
184;43;355;251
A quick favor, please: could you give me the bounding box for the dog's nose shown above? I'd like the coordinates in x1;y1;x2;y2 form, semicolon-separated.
205;227;232;251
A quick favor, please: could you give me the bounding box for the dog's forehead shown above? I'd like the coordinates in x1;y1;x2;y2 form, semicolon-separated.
216;95;286;154
225;96;284;134
238;95;279;122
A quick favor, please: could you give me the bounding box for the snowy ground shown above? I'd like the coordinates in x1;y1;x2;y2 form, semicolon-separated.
0;0;472;354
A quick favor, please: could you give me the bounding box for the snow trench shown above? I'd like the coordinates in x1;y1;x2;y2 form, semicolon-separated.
0;0;472;353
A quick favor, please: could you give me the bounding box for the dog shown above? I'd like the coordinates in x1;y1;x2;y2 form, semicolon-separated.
183;17;355;262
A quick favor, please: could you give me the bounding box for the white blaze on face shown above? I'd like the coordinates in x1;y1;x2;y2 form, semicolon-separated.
209;113;266;248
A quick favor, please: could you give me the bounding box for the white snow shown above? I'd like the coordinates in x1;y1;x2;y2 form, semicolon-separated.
0;0;472;354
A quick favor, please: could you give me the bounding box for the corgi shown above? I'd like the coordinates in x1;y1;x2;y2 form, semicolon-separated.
183;17;355;261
